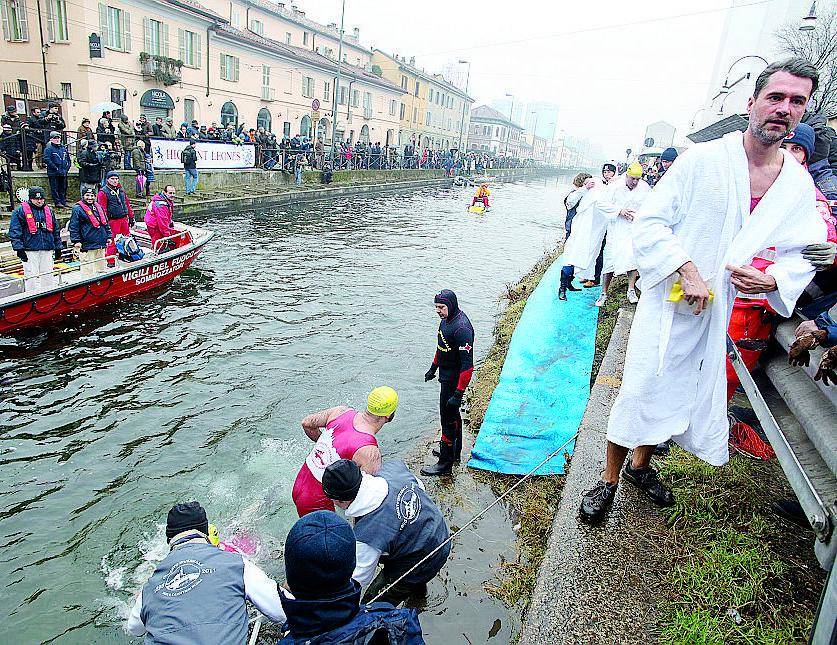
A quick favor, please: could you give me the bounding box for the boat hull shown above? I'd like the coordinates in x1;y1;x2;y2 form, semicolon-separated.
0;238;210;335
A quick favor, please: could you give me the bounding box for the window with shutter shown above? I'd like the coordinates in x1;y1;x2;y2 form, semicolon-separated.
178;27;184;62
194;32;201;69
122;10;131;52
4;0;30;41
98;3;108;47
1;1;10;41
143;16;150;52
233;56;239;82
46;0;54;42
161;22;168;57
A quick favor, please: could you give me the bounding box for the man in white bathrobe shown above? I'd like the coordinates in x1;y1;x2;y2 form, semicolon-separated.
580;58;827;524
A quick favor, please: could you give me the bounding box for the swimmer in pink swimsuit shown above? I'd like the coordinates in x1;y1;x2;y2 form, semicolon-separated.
292;386;398;517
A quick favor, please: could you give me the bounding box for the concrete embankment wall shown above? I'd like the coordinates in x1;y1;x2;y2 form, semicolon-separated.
8;166;555;203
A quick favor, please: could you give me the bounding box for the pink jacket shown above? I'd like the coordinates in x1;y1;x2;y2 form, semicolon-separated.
145;193;173;234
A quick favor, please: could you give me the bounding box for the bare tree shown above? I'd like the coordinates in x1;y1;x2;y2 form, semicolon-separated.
775;7;837;115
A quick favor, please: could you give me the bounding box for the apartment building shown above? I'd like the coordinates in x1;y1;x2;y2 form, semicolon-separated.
468;105;522;157
371;50;473;150
0;0;402;144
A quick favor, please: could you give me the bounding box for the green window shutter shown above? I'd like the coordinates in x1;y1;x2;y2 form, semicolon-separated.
177;28;184;63
122;10;131;52
2;1;11;41
46;0;55;43
97;3;107;47
161;22;168;57
219;52;225;79
234;56;239;82
194;32;202;69
142;16;149;53
18;0;29;40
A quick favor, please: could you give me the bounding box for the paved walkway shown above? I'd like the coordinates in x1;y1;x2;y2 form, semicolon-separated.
520;309;669;644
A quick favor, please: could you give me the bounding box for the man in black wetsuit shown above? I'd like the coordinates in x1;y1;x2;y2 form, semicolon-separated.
421;289;475;476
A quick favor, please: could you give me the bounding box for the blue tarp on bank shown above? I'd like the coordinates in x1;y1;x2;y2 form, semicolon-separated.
468;256;601;475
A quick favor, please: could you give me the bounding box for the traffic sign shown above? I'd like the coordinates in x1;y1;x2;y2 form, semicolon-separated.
644;137;654;147
311;99;320;111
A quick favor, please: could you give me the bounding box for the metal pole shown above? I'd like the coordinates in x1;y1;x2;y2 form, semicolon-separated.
456;60;470;153
329;0;346;167
35;0;49;94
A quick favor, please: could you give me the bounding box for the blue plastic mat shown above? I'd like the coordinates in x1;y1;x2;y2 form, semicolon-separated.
468;256;601;475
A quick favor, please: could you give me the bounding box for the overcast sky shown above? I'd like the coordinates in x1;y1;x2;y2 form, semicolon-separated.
296;0;754;159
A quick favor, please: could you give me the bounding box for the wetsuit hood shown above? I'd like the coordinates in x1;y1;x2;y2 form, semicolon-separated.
435;289;459;319
280;581;362;638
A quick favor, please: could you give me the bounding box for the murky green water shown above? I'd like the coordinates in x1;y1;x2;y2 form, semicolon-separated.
1;177;569;643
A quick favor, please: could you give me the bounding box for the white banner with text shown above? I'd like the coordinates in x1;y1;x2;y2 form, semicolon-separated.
149;138;256;169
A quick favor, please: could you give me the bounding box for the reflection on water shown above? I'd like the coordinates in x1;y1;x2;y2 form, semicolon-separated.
0;177;569;643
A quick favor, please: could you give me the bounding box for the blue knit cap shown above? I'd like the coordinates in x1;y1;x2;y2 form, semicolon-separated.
661;147;678;162
284;511;356;599
783;123;815;163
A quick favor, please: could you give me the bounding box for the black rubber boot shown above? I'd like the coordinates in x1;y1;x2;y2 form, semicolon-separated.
432;435;462;460
421;441;454;476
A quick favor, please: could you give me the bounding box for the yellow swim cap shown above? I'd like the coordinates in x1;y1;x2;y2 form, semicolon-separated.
367;386;398;417
627;162;643;178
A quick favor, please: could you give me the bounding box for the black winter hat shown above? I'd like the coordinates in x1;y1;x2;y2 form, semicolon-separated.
166;501;209;540
284;510;356;598
28;186;46;200
322;459;363;501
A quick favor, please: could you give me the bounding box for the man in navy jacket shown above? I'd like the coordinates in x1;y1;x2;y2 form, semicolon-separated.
43;131;71;207
8;186;62;292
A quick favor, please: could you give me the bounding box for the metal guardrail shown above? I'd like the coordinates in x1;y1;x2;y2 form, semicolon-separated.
727;319;836;645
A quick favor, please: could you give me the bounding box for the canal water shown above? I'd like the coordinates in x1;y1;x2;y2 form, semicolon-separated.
0;177;569;643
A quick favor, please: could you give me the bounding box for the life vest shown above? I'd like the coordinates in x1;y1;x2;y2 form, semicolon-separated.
76;200;107;228
21;201;54;234
102;186;130;219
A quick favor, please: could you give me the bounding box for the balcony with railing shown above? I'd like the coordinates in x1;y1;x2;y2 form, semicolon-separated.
139;53;183;86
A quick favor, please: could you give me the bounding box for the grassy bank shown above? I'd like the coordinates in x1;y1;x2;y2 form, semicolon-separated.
658;448;824;644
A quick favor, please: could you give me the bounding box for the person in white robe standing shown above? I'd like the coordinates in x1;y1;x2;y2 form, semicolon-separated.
579;58;827;524
597;162;651;307
560;177;618;290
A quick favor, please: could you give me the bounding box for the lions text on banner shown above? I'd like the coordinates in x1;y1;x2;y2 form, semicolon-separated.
149;139;256;169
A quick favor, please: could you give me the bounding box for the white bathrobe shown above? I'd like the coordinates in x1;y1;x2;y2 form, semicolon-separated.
562;185;617;281
601;177;650;276
607;131;826;465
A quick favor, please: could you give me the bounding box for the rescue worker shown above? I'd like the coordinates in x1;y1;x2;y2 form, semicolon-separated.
69;186;111;276
97;171;134;240
145;185;177;249
277;511;423;643
8;186;62;292
470;183;490;209
322;459;451;607
422;290;474;476
291;386;397;517
126;502;285;642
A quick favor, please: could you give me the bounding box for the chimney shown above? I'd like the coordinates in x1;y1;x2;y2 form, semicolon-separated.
277;2;285;7
409;56;415;66
352;27;360;38
327;22;337;29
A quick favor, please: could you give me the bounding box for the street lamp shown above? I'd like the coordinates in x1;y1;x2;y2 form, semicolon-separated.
329;0;347;165
800;1;817;31
456;60;471;153
504;92;514;156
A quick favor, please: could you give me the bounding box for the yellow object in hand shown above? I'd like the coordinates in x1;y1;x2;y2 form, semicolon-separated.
668;281;714;303
208;524;220;546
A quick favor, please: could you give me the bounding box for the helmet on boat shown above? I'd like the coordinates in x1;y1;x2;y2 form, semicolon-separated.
367;386;398;417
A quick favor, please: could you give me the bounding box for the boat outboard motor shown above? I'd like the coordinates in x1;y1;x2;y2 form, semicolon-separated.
114;234;145;262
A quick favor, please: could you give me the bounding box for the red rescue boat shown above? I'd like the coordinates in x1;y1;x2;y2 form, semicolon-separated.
0;223;214;335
